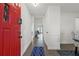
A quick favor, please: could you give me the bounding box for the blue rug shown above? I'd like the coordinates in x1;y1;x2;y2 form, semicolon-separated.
31;47;45;56
58;50;79;56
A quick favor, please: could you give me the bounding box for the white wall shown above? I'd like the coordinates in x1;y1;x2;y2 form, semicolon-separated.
74;18;79;40
43;5;79;47
32;16;34;38
43;6;60;49
21;4;32;55
34;17;43;31
60;11;79;44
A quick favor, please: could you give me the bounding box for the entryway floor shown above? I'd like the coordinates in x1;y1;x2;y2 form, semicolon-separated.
23;43;77;56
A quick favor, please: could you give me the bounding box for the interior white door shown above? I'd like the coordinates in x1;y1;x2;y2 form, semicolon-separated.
43;6;60;50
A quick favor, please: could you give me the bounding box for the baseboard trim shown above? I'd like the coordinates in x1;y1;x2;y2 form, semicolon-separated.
60;43;74;45
23;41;32;56
60;42;74;44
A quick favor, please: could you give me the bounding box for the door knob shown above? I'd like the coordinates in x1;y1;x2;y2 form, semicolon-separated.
46;32;48;33
18;36;22;38
18;18;22;24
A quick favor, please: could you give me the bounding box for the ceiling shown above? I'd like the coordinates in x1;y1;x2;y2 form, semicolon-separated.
26;3;79;18
60;3;79;12
26;3;48;17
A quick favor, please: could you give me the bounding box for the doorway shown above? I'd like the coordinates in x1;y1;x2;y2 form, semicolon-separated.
31;17;45;56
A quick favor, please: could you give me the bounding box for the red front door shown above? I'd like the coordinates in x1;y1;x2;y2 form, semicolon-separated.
0;3;4;56
0;3;21;56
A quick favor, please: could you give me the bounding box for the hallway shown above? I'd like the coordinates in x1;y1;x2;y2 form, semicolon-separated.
22;3;79;56
31;33;45;56
1;3;79;56
23;33;45;56
33;34;44;47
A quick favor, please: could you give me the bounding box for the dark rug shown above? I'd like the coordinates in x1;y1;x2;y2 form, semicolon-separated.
57;50;79;56
31;47;45;56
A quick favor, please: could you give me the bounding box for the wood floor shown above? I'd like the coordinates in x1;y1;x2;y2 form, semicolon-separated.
23;35;76;56
23;43;76;56
23;42;32;56
60;44;75;51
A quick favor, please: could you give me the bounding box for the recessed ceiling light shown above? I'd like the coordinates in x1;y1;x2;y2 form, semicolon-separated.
32;3;39;7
